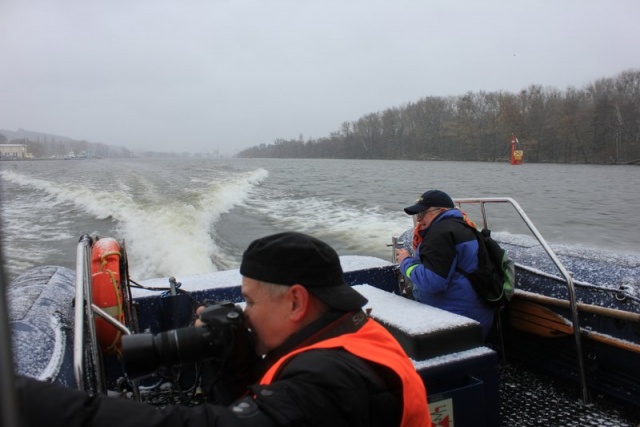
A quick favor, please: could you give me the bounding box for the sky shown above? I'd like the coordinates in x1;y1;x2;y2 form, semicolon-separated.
1;0;639;156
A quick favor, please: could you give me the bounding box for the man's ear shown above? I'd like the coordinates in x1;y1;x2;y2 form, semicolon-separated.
288;284;310;321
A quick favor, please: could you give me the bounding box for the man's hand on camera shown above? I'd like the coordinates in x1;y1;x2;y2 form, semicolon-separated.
396;248;410;264
195;305;206;327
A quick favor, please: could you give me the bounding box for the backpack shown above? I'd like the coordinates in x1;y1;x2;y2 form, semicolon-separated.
453;219;516;307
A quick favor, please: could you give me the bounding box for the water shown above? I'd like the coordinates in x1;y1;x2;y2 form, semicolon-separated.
1;158;639;283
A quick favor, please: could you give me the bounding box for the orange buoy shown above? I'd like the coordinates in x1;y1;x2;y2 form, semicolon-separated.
510;134;523;165
91;237;125;355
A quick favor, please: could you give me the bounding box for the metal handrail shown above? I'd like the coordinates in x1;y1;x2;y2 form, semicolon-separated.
453;197;590;405
91;304;133;335
74;234;139;399
73;234;93;391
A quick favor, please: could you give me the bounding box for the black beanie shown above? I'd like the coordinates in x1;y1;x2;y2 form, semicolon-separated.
240;232;367;311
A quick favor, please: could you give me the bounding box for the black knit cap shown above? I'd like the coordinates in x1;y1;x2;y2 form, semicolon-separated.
404;189;455;215
239;231;368;311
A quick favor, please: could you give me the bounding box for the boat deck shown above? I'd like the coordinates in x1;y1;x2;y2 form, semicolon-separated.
499;361;640;426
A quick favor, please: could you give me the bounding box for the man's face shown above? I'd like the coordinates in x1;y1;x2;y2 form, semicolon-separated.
241;277;294;355
416;207;444;228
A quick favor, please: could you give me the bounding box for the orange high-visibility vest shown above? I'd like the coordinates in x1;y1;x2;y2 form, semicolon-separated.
260;318;431;427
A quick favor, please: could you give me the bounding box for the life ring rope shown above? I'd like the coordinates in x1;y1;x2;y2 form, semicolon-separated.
103;268;123;354
98;251;121;268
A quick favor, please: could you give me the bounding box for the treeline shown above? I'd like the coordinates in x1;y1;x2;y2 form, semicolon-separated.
0;132;134;159
238;70;640;164
0;131;216;159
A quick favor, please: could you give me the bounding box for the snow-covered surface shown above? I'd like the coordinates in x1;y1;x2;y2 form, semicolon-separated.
136;267;485;359
8;265;74;321
134;268;242;297
413;346;495;369
133;255;392;298
8;265;76;386
340;255;391;270
498;232;640;265
37;313;67;381
354;284;479;335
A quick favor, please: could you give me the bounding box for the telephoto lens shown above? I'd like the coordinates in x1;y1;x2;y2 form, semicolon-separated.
121;303;245;380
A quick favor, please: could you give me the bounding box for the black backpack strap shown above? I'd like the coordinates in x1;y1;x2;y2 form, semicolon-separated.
449;217;484;271
449;218;492;299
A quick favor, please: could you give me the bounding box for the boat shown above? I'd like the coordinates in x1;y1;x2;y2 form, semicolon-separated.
4;198;640;426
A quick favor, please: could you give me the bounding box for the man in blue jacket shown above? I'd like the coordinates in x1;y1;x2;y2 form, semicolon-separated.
395;190;495;338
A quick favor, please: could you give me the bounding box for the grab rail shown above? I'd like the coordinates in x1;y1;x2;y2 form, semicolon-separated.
73;235;137;399
73;234;97;392
453;197;590;405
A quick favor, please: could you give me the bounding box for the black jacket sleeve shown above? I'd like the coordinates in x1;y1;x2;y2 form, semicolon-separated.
15;348;400;427
15;376;252;427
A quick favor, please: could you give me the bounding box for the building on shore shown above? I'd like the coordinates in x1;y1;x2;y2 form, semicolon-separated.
0;144;30;159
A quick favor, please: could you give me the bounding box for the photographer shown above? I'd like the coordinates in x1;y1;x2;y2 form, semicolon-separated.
16;232;431;427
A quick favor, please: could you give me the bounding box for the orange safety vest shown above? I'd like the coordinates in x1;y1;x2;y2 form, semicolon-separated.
260;318;432;427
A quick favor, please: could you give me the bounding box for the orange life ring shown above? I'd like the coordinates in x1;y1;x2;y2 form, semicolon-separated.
91;237;125;355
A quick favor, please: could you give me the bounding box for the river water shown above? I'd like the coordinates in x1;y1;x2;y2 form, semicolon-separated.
1;158;638;282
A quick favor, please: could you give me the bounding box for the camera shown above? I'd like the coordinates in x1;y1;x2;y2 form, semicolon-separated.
121;303;249;380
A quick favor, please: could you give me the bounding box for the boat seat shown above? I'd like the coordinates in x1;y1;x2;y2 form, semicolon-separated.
353;284;484;360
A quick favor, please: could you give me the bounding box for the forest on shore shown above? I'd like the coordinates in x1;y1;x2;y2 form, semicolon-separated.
238;70;640;164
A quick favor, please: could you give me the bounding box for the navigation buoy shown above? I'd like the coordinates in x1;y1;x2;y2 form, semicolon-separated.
510;134;523;165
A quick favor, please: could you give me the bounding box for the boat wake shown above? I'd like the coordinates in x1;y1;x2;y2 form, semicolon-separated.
1;168;269;280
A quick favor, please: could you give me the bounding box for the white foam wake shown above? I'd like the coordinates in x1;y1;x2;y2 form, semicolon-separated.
1;168;269;279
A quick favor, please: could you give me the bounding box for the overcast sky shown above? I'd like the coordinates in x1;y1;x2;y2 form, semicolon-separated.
1;0;638;155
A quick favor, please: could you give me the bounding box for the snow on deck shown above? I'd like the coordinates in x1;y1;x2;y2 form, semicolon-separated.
133;255;392;298
354;284;479;336
134;268;242;297
413;346;495;369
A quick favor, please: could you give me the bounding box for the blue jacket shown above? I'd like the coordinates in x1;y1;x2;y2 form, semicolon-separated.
399;209;495;338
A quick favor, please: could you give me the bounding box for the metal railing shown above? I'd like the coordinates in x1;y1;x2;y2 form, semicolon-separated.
452;197;590;405
73;234;97;392
73;234;137;398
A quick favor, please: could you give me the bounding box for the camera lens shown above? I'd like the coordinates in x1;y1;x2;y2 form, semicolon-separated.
122;325;220;380
121;303;247;380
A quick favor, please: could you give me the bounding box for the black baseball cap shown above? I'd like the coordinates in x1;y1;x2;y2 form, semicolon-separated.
239;232;368;311
404;189;454;215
